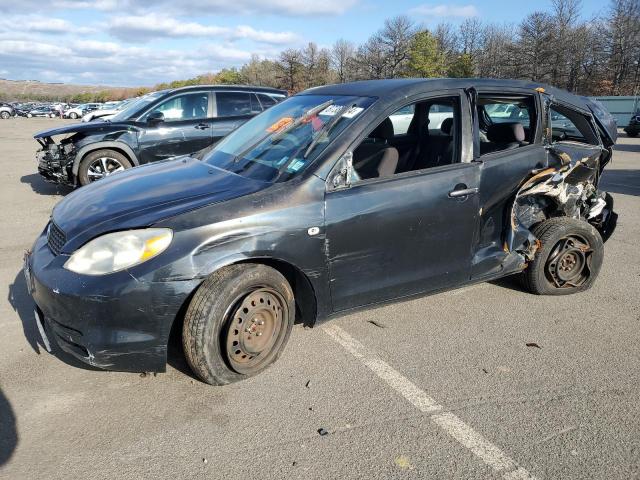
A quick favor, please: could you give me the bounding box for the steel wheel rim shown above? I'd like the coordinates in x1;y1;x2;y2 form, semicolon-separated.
86;157;125;181
1;112;8;119
224;287;286;374
545;234;593;288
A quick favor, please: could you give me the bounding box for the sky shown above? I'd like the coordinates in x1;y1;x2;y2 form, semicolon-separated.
0;0;609;87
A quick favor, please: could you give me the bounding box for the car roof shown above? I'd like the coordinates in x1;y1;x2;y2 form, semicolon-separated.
300;78;591;111
168;84;287;96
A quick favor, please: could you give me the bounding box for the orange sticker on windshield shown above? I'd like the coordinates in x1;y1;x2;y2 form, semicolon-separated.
267;117;293;132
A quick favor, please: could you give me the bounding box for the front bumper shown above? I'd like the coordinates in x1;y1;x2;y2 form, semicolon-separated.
36;146;75;185
624;124;639;135
25;230;200;372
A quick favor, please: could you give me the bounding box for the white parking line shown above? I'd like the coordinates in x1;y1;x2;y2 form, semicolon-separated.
323;324;537;480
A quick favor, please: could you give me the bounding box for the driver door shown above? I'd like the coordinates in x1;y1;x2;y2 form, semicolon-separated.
137;91;213;164
324;93;480;312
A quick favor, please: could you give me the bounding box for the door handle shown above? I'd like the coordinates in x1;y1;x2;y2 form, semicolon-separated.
448;186;479;198
194;123;209;130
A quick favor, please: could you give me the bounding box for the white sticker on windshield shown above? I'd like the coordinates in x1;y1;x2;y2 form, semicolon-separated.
341;106;364;118
318;105;364;118
319;105;342;116
289;159;305;172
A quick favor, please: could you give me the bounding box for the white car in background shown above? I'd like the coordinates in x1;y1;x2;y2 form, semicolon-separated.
390;104;453;135
81;100;130;122
65;103;102;119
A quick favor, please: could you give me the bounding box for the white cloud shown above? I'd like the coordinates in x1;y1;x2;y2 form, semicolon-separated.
107;14;298;45
232;25;298;44
0;15;93;35
0;37;255;86
1;0;357;15
410;4;479;19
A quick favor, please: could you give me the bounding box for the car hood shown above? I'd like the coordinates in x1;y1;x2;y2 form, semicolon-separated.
52;157;269;252
33;121;135;139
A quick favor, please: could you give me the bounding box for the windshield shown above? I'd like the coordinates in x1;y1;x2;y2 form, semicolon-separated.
110;91;166;121
203;94;374;182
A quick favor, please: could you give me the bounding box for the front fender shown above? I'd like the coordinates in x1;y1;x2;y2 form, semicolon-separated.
72;140;140;176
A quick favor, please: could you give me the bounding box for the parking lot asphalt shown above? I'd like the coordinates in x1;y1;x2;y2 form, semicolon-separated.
0;118;639;479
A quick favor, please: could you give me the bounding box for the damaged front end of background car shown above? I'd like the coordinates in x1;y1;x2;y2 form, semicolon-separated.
35;133;77;184
507;97;617;267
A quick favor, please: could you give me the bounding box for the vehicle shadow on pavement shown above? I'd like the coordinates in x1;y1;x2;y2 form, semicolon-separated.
614;142;640;153
0;388;17;468
7;271;101;371
20;174;72;196
488;274;525;292
599;169;640;197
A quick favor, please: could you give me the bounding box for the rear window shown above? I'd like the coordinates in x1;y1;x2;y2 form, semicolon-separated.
216;92;252;117
550;105;598;145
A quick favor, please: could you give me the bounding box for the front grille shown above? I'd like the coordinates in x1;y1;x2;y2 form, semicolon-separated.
47;222;66;255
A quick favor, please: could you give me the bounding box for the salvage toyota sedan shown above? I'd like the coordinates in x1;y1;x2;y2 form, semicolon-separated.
25;79;617;385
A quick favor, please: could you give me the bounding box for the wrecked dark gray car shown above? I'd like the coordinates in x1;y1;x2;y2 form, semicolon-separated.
25;79;616;385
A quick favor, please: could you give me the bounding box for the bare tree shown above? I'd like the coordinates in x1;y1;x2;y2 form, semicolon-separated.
276;49;304;92
331;39;356;83
378;15;416;77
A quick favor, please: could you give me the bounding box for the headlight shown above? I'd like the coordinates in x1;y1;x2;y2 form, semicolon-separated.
64;228;172;275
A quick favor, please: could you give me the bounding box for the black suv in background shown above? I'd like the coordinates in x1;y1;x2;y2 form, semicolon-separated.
624;110;640;137
34;85;287;186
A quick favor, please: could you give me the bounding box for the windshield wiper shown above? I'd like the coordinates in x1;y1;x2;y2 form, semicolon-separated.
232;100;335;164
303;104;352;158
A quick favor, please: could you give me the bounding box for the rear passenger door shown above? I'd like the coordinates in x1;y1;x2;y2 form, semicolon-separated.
472;91;548;279
212;91;263;142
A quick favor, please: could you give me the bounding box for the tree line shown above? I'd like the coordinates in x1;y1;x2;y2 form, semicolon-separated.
4;0;638;102
243;0;639;96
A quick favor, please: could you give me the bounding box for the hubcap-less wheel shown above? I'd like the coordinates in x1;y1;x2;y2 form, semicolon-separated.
86;157;125;181
224;288;286;374
545;234;592;288
0;112;9;119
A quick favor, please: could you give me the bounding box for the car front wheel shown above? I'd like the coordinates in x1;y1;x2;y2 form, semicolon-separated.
69;112;78;119
0;111;9;119
522;217;604;295
183;264;295;385
77;149;132;185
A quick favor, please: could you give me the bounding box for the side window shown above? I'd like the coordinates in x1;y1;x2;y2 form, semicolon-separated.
478;95;536;156
257;93;277;109
550;106;598;145
147;92;209;121
250;93;262;114
216;92;252;117
350;96;461;182
427;103;453;131
389;104;415;135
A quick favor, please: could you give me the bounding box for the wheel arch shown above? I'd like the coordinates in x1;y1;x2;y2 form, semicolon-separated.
229;257;318;328
72;141;140;177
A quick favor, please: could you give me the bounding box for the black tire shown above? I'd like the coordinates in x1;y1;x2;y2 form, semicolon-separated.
69;112;78;119
0;111;9;119
183;264;295;385
522;217;604;295
77;149;132;185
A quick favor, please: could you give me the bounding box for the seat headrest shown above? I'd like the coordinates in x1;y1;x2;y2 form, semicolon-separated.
487;122;525;143
440;117;454;135
370;117;394;140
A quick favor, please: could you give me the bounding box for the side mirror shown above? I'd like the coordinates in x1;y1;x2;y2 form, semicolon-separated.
147;111;164;124
331;151;354;189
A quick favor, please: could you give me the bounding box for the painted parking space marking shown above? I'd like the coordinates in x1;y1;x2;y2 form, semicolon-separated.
324;324;537;480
